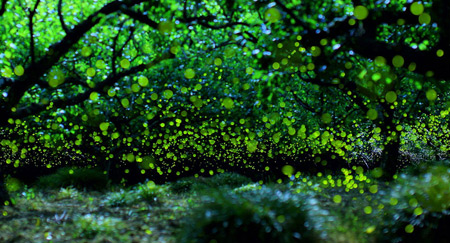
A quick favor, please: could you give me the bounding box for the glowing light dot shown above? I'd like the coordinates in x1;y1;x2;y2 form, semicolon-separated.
419;13;431;24
138;76;149;87
86;67;96;77
392;55;404;68
390;197;398;205
273;62;280;69
333;195;342;203
95;60;105;69
214;58;222;66
426;89;437;101
99;122;109;131
265;8;281;23
321;113;332;124
366;226;376;234
385;91;397;103
120;59;130;69
405;224;414;233
282;165;294;176
369;185;378;193
414;207;423;216
184;68;195;79
354;6;369;20
158;21;174;35
81;46;92;57
375;56;386;66
14;65;24;76
164;89;173;99
121;98;130;108
410;2;424;16
222;97;234;109
89;92;99;101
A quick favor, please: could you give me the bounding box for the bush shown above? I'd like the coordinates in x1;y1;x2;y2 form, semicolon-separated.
177;186;317;243
104;181;167;207
104;190;138;207
56;186;80;200
5;176;23;192
35;167;109;190
74;214;127;239
170;172;252;194
169;178;195;194
134;181;168;204
233;183;261;193
377;162;450;242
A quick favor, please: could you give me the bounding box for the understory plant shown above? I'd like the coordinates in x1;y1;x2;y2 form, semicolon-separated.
177;186;318;243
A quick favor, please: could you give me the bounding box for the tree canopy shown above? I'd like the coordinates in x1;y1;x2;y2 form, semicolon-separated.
1;0;450;205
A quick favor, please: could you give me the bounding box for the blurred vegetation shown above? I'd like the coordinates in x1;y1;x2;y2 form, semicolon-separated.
177;186;317;243
0;161;450;242
35;167;109;191
169;172;252;194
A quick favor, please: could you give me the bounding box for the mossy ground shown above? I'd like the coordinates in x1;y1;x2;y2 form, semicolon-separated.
1;163;449;242
0;187;192;242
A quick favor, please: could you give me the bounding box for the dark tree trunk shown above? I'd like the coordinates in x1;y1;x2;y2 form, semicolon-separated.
380;136;400;180
0;168;12;207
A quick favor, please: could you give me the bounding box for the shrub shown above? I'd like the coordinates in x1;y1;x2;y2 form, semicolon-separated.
170;172;252;194
377;162;450;242
169;178;195;194
35;167;109;190
74;214;126;239
232;183;261;193
104;190;138;207
56;186;80;200
134;181;168;204
177;186;317;243
203;172;253;188
104;181;167;207
5;176;23;192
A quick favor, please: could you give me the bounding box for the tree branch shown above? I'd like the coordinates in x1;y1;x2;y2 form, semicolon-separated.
57;0;69;33
111;20;126;75
0;0;7;17
120;8;158;29
289;90;317;114
28;0;41;64
3;0;147;113
12;51;175;119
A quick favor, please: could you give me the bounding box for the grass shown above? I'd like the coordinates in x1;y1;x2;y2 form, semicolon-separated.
1;165;449;242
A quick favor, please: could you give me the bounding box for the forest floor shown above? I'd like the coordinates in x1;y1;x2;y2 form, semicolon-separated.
0;161;449;243
0;185;191;242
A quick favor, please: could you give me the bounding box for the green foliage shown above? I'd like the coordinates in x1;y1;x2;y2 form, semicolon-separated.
0;0;449;216
56;186;80;200
104;181;167;207
397;160;450;212
5;176;23;192
177;187;318;243
20;186;36;200
375;161;450;242
104;190;139;207
35;167;109;190
170;173;252;194
232;183;262;193
74;214;127;239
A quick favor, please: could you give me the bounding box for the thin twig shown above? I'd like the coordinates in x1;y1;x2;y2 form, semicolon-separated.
58;0;69;33
29;0;41;64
